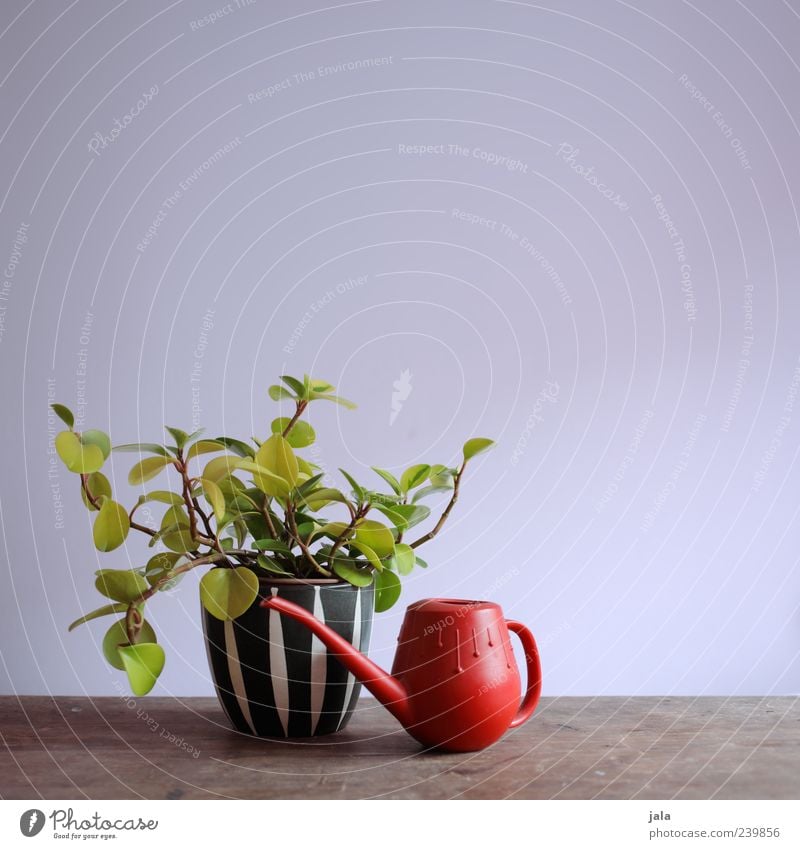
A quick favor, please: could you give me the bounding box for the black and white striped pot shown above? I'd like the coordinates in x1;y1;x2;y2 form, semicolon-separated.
202;578;374;738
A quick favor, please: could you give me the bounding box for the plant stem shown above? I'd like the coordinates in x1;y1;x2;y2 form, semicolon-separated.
282;400;308;438
177;455;200;541
124;605;143;645
260;501;279;539
328;504;365;562
192;496;216;541
408;461;465;550
285;502;331;577
81;474;157;538
129;550;233;611
191;492;227;555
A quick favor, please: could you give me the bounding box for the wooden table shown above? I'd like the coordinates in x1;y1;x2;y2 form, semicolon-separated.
1;696;797;799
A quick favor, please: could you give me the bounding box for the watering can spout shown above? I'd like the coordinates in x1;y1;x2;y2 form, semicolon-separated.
261;595;413;728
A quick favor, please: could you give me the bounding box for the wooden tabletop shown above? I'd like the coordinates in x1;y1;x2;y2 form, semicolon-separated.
0;696;797;799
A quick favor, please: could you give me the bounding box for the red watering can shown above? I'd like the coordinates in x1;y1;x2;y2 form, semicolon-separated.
261;596;542;752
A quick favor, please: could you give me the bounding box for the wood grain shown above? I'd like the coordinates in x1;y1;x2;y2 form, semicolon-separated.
0;696;797;799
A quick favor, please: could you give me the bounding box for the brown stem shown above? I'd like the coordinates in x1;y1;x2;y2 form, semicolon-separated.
409;462;465;550
328;504;366;562
285;503;331;577
260;501;279;540
192;495;216;541
124;605;142;645
120;550;230;650
177;455;201;541
281;400;308;438
81;474;157;538
130;550;233;608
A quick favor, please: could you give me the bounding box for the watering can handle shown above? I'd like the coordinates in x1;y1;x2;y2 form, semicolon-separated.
505;621;542;728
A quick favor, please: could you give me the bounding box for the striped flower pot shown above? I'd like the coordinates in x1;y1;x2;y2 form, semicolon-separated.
202;578;374;738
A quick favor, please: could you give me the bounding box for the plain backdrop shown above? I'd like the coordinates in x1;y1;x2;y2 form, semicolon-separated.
0;0;798;698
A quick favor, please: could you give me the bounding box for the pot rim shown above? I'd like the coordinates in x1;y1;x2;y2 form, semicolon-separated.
256;577;351;586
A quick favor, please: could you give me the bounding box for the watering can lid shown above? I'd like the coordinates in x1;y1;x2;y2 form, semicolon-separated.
406;598;500;615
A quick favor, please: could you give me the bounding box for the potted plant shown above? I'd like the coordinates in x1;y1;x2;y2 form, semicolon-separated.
52;374;494;737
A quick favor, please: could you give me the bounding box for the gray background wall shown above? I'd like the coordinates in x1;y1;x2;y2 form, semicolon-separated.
1;0;798;698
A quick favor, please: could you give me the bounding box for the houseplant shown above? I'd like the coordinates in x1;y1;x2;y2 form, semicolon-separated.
52;374;494;736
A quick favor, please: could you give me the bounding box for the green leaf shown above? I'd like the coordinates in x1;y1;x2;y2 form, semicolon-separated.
297;473;325;495
81;472;112;510
185;440;225;461
316;521;350;540
269;384;294;401
415;554;428;569
373;504;407;532
295;521;319;542
202;455;242;482
366;490;402;506
294;509;321;526
144;552;187;591
400;464;431;493
161;527;195;553
255;435;299;488
92;500;131;552
348;539;384;571
252;538;294;555
117;642;165;695
102;617;157;670
80;429;111;460
280;375;307;398
390;543;415;576
129;455;172;485
240;511;270;544
354;519;395;558
218;476;245;500
255;554;293;576
200;567;260;621
161;505;188;530
213;437;255;459
200;477;225;522
271;417;316;448
297;456;318;476
378;503;430;530
139;490;184;507
68;602;129;632
428;464;454;487
159;506;194;553
306;376;335;393
309;392;356;409
299;487;349;510
165;426;190;449
55;430;104;474
397;503;431;527
412;485;453;503
236;459;291;498
374;569;402;612
234;518;248;548
339;468;365;501
113;442;171;457
371;467;401;495
463;437;495;461
51;403;75;429
332;559;374;587
229;487;261;511
94;568;148;602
